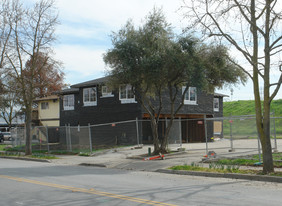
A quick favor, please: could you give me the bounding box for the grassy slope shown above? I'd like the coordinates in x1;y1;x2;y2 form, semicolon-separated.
223;99;282;117
223;99;282;135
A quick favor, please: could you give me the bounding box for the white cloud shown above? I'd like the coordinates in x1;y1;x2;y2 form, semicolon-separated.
50;0;282;100
55;45;106;84
56;0;183;30
54;0;184;86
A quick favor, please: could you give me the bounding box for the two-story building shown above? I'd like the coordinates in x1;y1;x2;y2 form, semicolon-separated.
34;95;60;127
59;76;226;146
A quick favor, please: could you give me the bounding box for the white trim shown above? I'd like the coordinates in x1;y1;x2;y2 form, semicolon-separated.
100;94;114;98
83;101;97;106
120;99;137;104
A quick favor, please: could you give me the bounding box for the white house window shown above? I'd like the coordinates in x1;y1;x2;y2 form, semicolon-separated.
214;98;219;112
119;85;136;104
83;87;97;106
63;95;74;110
101;86;113;97
41;102;49;110
183;86;197;105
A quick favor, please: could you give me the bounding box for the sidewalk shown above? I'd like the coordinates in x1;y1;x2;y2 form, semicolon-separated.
50;139;282;170
46;141;282;183
2;140;282;183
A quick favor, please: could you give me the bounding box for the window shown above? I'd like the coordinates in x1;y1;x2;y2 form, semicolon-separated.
41;102;49;110
101;86;113;97
214;98;219;112
119;85;136;104
182;86;197;105
63;95;74;110
83;87;97;106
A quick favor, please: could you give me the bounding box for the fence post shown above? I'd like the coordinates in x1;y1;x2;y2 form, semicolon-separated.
24;124;26;147
15;127;18;147
68;124;72;152
45;126;50;153
65;124;68;151
229;114;234;152
135;117;140;146
179;117;182;148
88;123;93;153
204;114;208;155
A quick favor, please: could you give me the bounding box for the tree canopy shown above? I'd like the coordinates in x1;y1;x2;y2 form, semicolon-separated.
104;8;246;153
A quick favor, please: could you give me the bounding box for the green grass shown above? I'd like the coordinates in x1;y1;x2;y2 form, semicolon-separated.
170;162;282;177
170;153;282;177
216;158;258;166
215;153;282;167
0;152;58;159
223;99;282;137
28;153;58;159
170;163;256;175
0;145;7;151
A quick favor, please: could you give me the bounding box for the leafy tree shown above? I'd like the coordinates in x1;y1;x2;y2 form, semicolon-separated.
23;52;65;98
181;0;282;174
104;8;245;154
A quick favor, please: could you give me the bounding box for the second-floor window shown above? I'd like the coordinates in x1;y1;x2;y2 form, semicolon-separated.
119;85;136;104
214;98;219;112
63;95;74;110
183;86;197;105
101;86;113;97
41;102;49;110
83;87;97;106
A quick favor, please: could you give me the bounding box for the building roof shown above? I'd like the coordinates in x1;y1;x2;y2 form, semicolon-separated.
57;87;79;95
34;95;59;102
71;76;109;88
214;92;229;97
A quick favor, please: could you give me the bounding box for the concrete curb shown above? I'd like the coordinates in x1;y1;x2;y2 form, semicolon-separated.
0;156;50;163
127;151;187;160
156;169;282;183
79;163;107;167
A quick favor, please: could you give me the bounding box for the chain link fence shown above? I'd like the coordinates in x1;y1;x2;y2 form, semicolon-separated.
11;119;142;154
10;115;282;155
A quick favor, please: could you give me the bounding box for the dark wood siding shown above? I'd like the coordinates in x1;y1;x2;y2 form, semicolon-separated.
60;82;223;144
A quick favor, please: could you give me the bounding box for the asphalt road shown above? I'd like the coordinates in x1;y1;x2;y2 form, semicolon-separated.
1;158;282;206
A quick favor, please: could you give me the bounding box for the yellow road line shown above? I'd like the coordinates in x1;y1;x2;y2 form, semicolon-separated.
0;175;177;206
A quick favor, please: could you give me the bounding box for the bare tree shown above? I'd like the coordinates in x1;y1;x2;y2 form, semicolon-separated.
0;78;21;130
0;0;13;69
4;0;59;155
0;0;15;95
181;0;282;173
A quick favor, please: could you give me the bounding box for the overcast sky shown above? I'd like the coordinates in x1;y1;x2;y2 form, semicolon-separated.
29;0;282;101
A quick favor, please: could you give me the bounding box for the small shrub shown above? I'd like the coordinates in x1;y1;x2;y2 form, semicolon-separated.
79;152;90;157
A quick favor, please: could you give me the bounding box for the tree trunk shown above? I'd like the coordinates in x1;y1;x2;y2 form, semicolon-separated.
251;0;274;174
261;100;274;173
25;106;32;155
161;118;174;153
150;118;160;154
